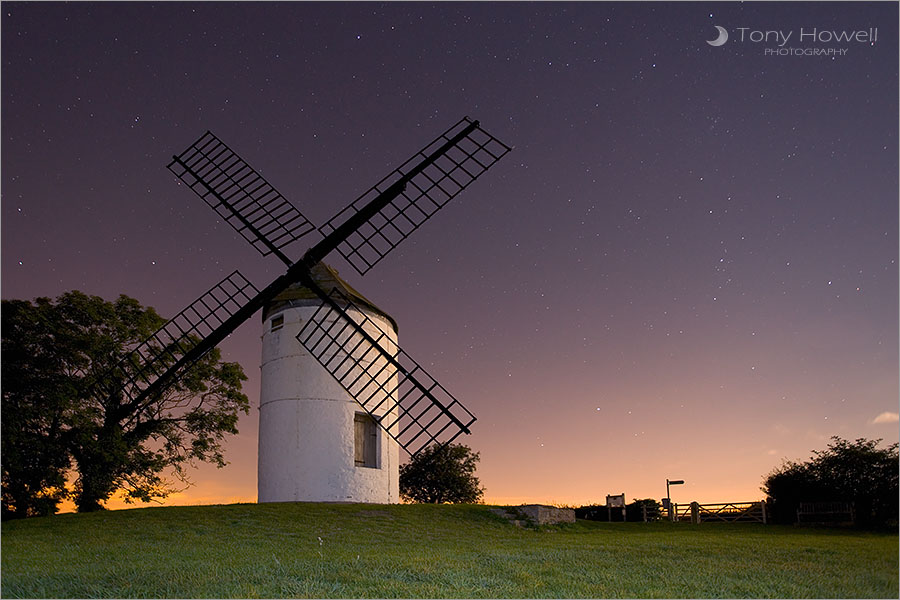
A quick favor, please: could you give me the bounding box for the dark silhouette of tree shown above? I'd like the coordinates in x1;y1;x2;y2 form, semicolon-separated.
2;298;75;518
2;291;249;517
399;443;484;504
760;459;820;525
762;436;898;527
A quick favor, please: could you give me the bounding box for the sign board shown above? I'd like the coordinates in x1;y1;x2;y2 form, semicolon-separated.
606;493;626;508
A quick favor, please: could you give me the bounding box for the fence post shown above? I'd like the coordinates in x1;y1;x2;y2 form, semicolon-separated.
671;503;677;522
642;504;648;523
761;501;767;524
690;501;700;524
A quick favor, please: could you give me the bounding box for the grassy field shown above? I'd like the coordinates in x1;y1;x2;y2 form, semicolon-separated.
2;502;897;598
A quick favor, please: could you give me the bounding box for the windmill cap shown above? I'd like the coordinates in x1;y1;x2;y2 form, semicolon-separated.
262;262;398;333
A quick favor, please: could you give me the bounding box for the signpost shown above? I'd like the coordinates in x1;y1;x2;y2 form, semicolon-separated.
665;479;684;522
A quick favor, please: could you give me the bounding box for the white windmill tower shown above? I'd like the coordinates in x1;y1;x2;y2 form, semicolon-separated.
89;118;509;505
258;263;400;503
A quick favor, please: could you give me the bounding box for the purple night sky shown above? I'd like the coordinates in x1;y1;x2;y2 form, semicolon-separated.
3;2;897;508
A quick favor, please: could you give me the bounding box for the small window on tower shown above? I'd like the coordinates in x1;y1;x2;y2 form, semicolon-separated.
270;315;284;332
354;412;378;468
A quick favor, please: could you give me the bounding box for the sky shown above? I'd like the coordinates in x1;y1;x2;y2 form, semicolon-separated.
2;1;898;510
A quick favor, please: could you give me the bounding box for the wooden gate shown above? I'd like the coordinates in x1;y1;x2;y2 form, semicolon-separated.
664;501;767;523
695;501;766;523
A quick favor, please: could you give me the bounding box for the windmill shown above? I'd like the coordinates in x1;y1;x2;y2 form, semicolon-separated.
94;117;510;503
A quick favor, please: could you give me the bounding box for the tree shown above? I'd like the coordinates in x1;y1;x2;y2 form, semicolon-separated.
2;298;75;518
1;291;249;516
760;459;820;525
762;437;899;527
399;443;484;504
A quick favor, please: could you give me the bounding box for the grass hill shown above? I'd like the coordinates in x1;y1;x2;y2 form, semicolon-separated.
2;502;897;598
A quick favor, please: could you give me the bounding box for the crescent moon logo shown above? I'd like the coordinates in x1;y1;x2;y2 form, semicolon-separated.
707;25;729;47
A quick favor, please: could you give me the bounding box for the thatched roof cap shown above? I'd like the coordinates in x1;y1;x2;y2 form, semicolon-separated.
262;262;397;333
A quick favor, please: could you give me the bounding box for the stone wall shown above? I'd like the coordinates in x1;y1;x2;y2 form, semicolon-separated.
518;504;575;525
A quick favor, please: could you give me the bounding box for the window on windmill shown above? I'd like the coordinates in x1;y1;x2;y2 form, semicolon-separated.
270;315;284;332
354;412;378;468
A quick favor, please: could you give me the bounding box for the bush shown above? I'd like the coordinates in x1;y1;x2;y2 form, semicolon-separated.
399;443;484;504
574;504;608;521
763;437;898;528
575;498;661;522
627;498;661;521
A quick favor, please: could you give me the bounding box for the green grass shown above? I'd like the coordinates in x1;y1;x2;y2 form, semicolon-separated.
2;502;897;598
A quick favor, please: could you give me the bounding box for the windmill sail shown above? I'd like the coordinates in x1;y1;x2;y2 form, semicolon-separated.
297;287;476;456
316;117;511;276
91;270;259;408
96;117;509;455
168;131;315;262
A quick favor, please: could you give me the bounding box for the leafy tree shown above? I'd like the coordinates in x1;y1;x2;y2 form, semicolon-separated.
760;459;820;525
2;299;75;518
399;443;484;504
762;436;899;527
1;291;249;516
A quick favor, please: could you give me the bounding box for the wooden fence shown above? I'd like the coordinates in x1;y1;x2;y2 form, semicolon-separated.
663;501;767;524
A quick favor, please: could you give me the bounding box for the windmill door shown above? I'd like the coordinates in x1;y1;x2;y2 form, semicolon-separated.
354;413;378;468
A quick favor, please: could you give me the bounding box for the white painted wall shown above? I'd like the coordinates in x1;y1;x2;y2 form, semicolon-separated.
258;301;400;503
